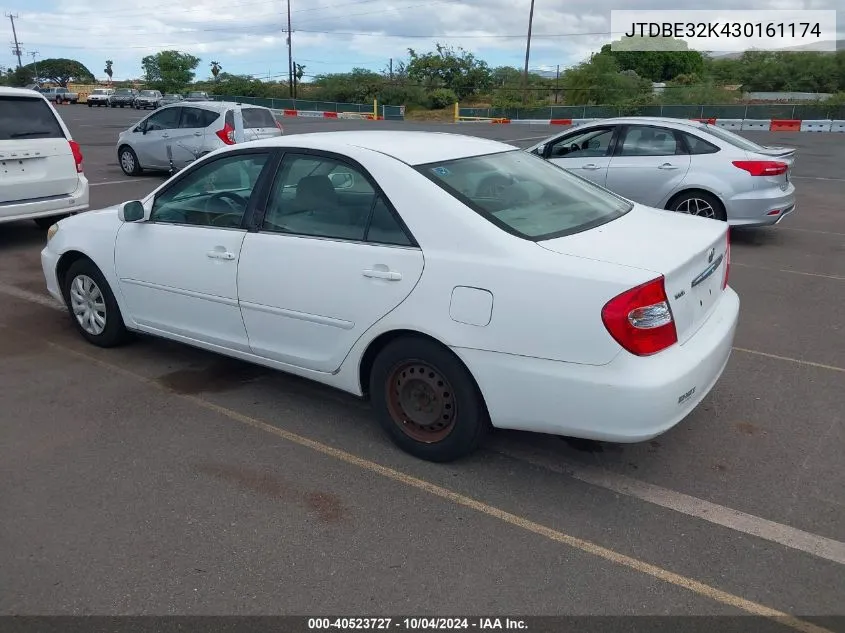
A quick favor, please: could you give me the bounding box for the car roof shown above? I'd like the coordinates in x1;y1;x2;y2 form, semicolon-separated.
243;130;516;166
0;86;46;98
581;116;707;130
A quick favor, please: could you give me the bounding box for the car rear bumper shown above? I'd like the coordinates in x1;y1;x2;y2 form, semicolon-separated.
0;176;89;224
453;287;740;442
726;183;796;227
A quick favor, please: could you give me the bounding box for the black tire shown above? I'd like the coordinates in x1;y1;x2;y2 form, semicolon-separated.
110;103;115;108
369;337;488;462
87;102;92;107
118;145;142;176
120;104;125;108
668;190;727;222
33;215;67;229
62;258;130;348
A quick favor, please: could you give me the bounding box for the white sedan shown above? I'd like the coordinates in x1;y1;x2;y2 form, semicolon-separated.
41;131;739;462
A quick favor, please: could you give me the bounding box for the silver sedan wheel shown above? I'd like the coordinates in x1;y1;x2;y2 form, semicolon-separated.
69;275;107;336
675;197;716;219
120;150;135;174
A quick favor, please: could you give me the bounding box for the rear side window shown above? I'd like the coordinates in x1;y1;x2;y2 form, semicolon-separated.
200;109;220;127
682;133;720;155
242;108;277;128
0;96;65;141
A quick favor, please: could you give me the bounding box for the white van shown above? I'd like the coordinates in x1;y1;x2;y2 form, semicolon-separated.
0;87;89;228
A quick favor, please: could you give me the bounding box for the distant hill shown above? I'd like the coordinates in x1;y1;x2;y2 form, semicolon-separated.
709;39;844;59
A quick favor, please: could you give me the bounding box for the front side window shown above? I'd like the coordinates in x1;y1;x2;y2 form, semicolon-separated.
618;125;681;157
548;127;615;159
420;150;631;240
151;152;271;228
143;107;180;131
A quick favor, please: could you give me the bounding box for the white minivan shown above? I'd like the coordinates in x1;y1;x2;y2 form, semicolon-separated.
0;87;89;228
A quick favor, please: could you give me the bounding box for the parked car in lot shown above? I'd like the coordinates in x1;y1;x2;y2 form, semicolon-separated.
160;93;183;106
42;131;737;462
184;91;209;102
528;117;796;228
40;87;79;104
0;87;88;228
87;88;114;107
115;101;282;176
134;89;162;110
109;88;138;108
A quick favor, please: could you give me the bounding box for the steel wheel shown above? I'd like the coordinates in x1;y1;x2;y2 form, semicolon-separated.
674;197;716;219
386;360;457;443
69;274;107;336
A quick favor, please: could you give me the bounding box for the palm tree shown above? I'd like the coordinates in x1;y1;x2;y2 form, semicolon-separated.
210;61;222;81
104;60;113;84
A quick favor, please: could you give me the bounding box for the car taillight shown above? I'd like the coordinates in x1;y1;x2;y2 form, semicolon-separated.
601;276;678;356
215;123;236;145
69;140;83;173
722;230;731;289
732;160;788;176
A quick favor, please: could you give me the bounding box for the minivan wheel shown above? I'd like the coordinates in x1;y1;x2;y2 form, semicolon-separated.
33;215;67;229
669;190;727;221
118;146;142;176
369;338;488;462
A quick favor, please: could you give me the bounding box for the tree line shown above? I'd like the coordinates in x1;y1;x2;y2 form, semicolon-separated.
2;40;843;110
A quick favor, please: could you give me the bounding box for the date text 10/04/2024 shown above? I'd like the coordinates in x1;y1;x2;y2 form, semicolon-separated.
308;618;528;630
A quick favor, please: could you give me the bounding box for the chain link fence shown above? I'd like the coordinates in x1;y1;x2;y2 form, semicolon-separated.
459;104;845;120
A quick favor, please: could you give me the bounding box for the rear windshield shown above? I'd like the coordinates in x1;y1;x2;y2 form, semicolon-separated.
116;89;134;95
701;123;766;152
0;96;65;141
242;108;276;128
92;89;108;94
140;91;156;96
188;92;206;97
419;150;631;240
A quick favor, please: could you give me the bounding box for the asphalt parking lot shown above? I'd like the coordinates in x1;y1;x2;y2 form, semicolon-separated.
1;105;843;625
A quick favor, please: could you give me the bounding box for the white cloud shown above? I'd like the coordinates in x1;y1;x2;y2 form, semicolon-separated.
6;0;843;80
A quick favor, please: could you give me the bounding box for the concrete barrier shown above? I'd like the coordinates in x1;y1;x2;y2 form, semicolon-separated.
800;120;833;132
716;119;743;130
770;119;801;131
830;120;845;133
741;119;771;131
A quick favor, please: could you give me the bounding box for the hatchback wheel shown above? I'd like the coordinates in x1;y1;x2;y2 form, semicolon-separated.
118;146;142;176
369;338;488;462
62;259;130;348
670;191;726;221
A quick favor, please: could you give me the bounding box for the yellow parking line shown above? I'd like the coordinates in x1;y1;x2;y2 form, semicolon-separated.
733;347;845;373
39;338;834;633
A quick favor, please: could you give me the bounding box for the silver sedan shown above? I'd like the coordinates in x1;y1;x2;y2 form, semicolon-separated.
527;116;796;227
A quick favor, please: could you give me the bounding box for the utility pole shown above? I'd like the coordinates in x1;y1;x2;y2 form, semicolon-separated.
286;0;294;98
29;50;39;83
6;13;23;68
554;63;559;103
389;57;393;80
520;0;535;105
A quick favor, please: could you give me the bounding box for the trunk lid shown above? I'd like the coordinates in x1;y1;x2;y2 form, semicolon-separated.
539;205;729;345
0;95;79;204
745;148;795;190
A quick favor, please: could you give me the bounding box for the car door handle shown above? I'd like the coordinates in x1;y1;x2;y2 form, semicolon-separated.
193;131;202;136
581;163;601;170
161;133;170;138
207;250;236;260
658;163;679;170
363;269;402;281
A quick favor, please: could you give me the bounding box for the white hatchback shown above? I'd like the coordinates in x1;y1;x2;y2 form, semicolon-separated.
0;87;88;228
41;131;739;462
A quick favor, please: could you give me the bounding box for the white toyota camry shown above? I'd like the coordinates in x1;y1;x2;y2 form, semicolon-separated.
41;131;739;462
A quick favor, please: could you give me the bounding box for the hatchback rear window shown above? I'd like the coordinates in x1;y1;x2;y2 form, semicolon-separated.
242;108;277;128
420;150;632;240
0;96;65;141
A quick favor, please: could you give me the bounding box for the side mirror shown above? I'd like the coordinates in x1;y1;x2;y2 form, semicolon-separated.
534;144;546;157
329;172;355;189
119;200;145;223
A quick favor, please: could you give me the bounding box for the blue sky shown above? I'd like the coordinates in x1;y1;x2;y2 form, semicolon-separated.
3;0;842;82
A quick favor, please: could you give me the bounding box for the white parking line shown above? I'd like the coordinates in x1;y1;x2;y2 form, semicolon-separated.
791;176;845;182
780;227;845;237
89;179;140;187
732;262;845;281
733;347;845;373
497;444;845;566
0;285;65;311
